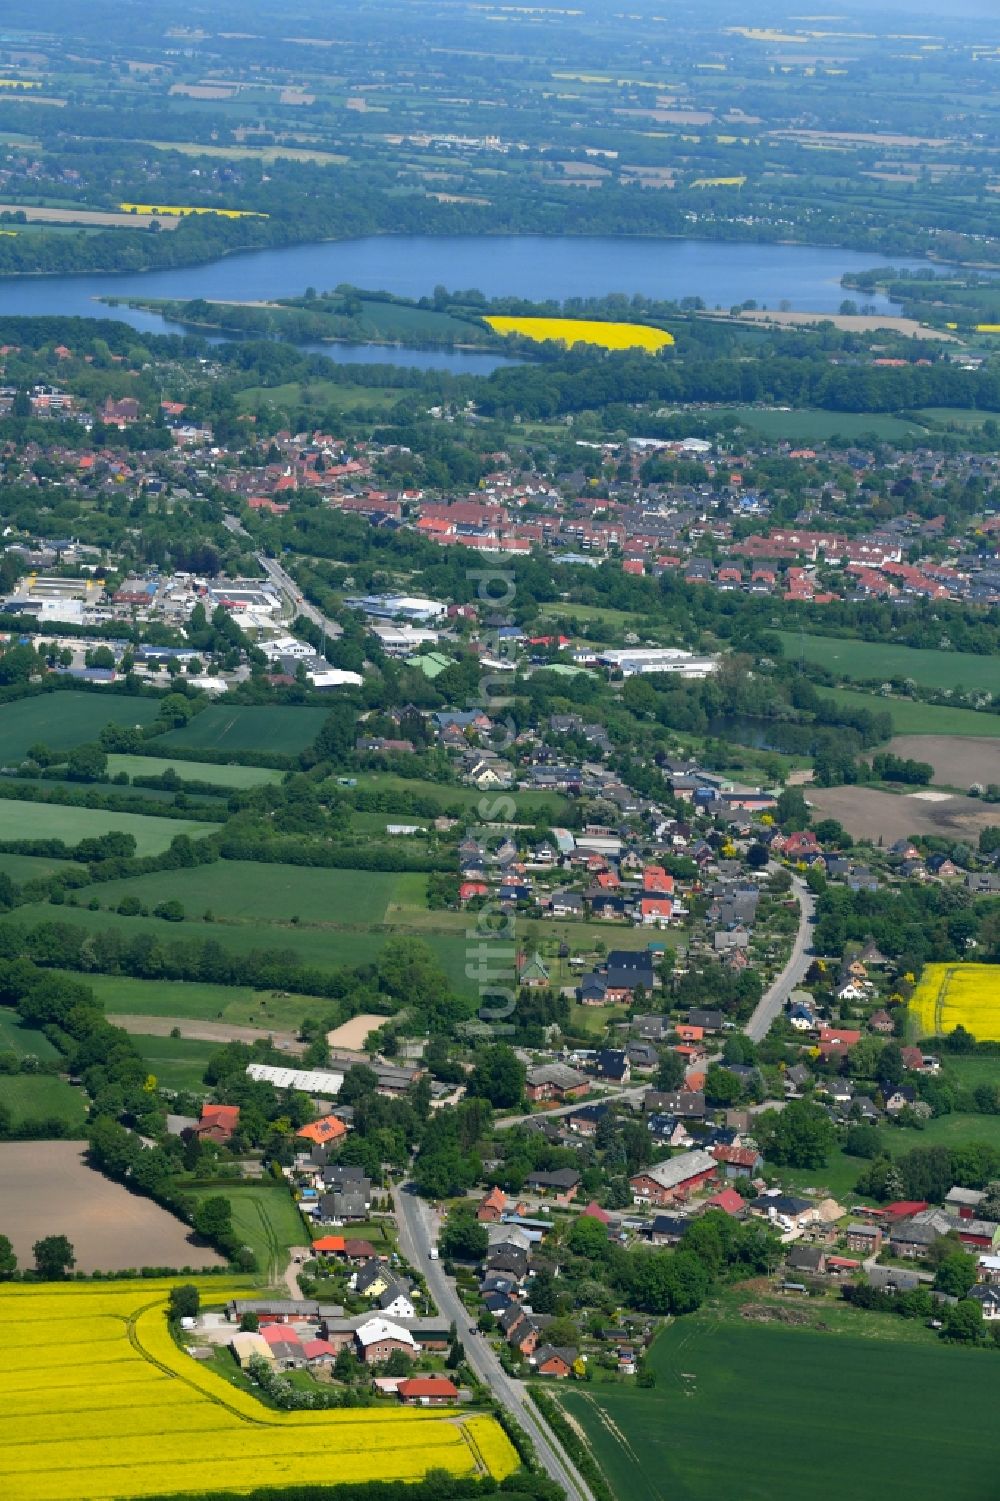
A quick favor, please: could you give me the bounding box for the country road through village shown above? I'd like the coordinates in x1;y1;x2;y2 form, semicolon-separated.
391;1184;594;1501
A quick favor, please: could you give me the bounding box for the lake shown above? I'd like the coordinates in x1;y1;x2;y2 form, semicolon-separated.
0;235;942;373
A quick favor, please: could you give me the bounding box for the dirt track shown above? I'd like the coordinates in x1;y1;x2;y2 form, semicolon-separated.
109;1014;304;1053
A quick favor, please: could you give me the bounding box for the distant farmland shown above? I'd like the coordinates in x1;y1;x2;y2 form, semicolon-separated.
778;631;999;693
818;686;1000;739
0;692;160;763
0;802;214;856
156;704;329;755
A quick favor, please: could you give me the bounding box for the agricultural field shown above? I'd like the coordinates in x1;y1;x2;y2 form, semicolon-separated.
776;632;1000;694
0;802;214;856
719;406;926;442
883;736;1000;790
105;754;284;788
235;378;403;415
0;692;161;764
806;786;1000;843
3;899;477;995
818;687;1000;738
0;1278;517;1501
77;860;428;925
0;1073;87;1128
910;964;1000;1044
484;315;674;351
0;1142;225;1271
155;704;329;755
348;770;570;820
557;1315;1000;1501
0;852;85;883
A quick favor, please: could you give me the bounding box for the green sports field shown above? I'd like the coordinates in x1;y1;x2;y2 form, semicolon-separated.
558;1315;1000;1501
155;704;329;755
818;686;1000;738
0;692;160;763
106;754;285;788
0;802;215;856
779;632;999;694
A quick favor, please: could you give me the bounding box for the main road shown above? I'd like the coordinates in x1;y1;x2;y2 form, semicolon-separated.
392;1183;594;1501
255;550;344;639
744;871;815;1043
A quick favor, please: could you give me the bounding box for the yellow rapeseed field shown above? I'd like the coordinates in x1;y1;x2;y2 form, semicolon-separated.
909;964;1000;1042
119;203;267;219
691;176;746;188
484;315;674;352
0;1280;517;1501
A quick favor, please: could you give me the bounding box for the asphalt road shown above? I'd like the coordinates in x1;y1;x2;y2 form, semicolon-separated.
392;1184;594;1501
254;550;343;639
744;872;816;1043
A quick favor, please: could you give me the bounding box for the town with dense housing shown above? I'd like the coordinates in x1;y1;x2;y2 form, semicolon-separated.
0;2;999;1501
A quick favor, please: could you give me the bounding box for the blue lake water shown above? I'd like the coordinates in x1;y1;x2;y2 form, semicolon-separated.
0;235;945;374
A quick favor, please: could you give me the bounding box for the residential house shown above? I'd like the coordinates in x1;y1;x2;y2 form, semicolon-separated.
477;1188;508;1223
567;1102;612;1137
594;1049;630;1084
377;1281;416;1320
355;1260;393;1299
644;1089;706;1120
195;1103;240;1144
525;1063;590;1104
524;1169;581;1204
748;1192;817;1231
397;1377;460;1406
649;1214;691;1245
711;1144;763;1180
354;1318;417;1364
533;1345;577;1377
629;1149;718;1207
969;1285;1000;1321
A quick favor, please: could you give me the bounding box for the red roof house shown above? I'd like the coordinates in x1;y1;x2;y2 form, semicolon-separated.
397;1376;459;1406
196;1103;240;1143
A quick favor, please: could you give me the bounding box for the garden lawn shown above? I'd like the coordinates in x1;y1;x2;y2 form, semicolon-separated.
0;802;214;856
0;1073;87;1129
0;692;160;764
818;686;1000;738
777;632;999;694
128;1033;215;1093
106;755;284;788
347;771;570;820
154;704;329;755
558;1316;1000;1501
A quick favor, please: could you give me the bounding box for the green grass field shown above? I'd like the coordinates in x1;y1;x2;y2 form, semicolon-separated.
106;754;285;788
721;406;925;442
0;1011;60;1059
347;771;570;820
128;1033;216;1093
0;802;215;856
6;899;477;994
819;686;1000;738
558;1314;1000;1501
236;379;402;415
78;860;427;925
0;692;161;763
776;1113;1000;1200
186;1183;306;1281
70;973;329;1030
0;852;85;883
0;1073;87;1128
779;632;999;694
155;705;329;756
